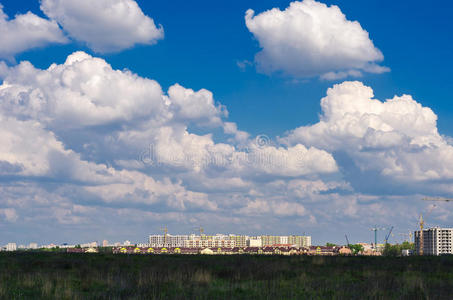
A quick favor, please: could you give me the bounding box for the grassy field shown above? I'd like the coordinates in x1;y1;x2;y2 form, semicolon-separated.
1;252;452;299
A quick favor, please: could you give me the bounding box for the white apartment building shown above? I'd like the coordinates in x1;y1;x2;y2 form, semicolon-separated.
6;243;17;251
415;227;453;255
247;238;262;247
184;239;235;248
149;234;189;247
261;235;311;247
288;235;311;248
28;243;38;249
148;233;312;248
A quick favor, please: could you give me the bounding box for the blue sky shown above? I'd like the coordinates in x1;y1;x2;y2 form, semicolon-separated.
5;0;453;137
0;0;452;246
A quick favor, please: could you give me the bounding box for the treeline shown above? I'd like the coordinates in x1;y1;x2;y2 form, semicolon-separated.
382;241;415;256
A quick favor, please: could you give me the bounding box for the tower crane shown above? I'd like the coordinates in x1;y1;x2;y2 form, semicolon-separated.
418;214;425;255
345;234;350;247
370;226;386;251
417;204;437;255
422;197;453;202
384;226;394;245
193;226;204;236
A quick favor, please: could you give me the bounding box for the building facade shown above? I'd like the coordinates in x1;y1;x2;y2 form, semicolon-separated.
149;234;189;248
414;227;453;255
148;233;312;249
228;235;249;248
184;239;235;248
261;235;311;247
6;243;17;251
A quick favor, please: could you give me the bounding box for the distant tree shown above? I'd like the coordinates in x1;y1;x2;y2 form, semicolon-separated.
326;243;336;247
75;244;81;249
383;242;415;256
383;244;399;256
401;241;414;250
349;244;364;255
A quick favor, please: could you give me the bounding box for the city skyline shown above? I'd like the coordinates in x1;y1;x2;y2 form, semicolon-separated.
0;0;453;246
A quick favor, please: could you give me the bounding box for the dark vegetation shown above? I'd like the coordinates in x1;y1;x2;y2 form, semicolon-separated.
1;252;452;299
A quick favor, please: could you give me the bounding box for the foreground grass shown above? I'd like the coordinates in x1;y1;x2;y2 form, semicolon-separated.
0;253;452;299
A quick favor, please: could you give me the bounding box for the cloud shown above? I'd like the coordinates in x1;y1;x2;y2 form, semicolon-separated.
245;0;388;79
283;81;453;193
0;208;18;222
0;51;169;128
40;0;164;53
0;4;67;60
4;52;452;244
238;199;307;217
0;52;339;235
0;52;336;180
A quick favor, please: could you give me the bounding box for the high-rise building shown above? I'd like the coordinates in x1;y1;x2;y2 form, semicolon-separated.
415;227;453;255
247;237;262;247
228;235;249;248
261;235;311;247
149;234;189;247
28;243;38;249
184;239;235;248
148;233;312;249
261;235;281;246
6;243;17;251
288;235;311;248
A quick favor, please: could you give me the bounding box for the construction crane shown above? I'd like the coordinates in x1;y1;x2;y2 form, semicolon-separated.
345;234;350;247
398;233;407;243
384;226;394;245
399;232;412;243
418;214;425;255
422;197;453;202
418;204;437;255
193;226;204;236
370;226;386;251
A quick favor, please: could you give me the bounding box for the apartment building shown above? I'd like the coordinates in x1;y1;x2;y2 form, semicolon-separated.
149;234;189;247
6;243;17;251
184;239;235;248
414;227;453;255
228;235;249;248
261;235;311;247
148;233;312;249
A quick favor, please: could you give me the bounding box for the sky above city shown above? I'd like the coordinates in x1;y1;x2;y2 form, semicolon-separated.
0;0;452;246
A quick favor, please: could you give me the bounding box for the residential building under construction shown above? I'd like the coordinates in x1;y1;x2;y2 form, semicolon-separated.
414;227;453;255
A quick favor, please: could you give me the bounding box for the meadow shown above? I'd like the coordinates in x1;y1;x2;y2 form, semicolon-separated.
1;252;452;299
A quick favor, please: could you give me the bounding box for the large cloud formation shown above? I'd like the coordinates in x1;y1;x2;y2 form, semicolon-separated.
1;53;451;244
0;4;67;60
245;0;389;79
283;81;453;194
40;0;164;53
0;52;344;243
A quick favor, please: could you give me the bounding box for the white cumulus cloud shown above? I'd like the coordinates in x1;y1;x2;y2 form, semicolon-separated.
245;0;388;79
283;81;453;192
0;4;67;60
40;0;164;52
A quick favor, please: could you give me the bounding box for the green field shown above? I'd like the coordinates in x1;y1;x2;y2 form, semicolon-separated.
1;252;452;299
